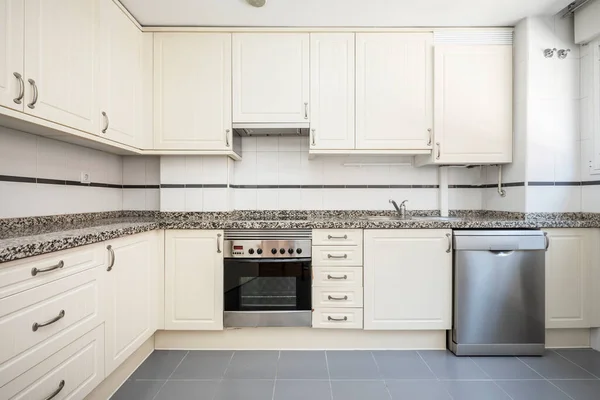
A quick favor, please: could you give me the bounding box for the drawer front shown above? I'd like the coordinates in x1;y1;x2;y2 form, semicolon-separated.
312;287;363;308
312;246;363;267
0;244;104;299
313;267;363;287
312;230;363;246
0;325;104;400
312;308;363;329
0;267;104;386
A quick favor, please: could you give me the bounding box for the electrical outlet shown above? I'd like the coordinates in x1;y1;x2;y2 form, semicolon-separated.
80;171;91;184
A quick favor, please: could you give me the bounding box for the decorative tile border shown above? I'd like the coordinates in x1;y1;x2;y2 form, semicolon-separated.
0;174;159;189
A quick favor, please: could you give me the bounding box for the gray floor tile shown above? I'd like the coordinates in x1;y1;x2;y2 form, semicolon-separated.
327;351;380;379
554;349;600;377
496;380;571;400
372;351;436;379
519;351;596;379
331;380;391;400
385;380;452;400
277;351;329;379
225;351;279;379
155;380;219;400
274;380;332;400
214;380;275;400
442;381;512;400
471;357;543;379
170;351;234;379
418;350;489;380
551;380;600;400
131;351;188;380
110;380;165;400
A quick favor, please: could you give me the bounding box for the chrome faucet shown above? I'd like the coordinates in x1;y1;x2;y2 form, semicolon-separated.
390;199;408;219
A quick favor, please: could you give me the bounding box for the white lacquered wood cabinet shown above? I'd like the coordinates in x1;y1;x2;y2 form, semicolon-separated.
165;230;224;330
0;0;24;111
104;231;159;376
417;45;513;165
363;229;452;330
233;33;309;123
154;33;232;150
545;229;593;329
309;33;355;150
97;0;141;147
24;0;98;133
355;33;432;150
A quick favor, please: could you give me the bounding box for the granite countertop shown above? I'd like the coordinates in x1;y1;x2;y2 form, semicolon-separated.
2;210;600;264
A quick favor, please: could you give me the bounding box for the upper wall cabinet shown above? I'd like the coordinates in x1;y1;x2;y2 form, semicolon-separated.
154;33;232;150
355;33;433;150
309;33;355;150
24;0;98;133
417;44;513;165
0;0;24;112
97;0;141;147
233;33;309;124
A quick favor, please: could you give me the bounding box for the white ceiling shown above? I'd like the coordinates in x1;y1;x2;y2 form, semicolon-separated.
120;0;572;27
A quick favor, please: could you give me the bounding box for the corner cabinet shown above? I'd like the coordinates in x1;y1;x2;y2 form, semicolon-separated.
0;0;24;111
104;231;160;376
165;230;224;330
154;33;232;150
363;229;452;330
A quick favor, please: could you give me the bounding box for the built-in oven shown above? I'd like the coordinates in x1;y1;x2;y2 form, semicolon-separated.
223;230;312;327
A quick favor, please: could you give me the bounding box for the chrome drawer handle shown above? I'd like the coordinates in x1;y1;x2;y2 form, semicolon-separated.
328;254;347;259
328;295;348;301
217;233;222;253
13;72;24;104
544;232;550;251
225;129;230;147
446;233;452;253
31;260;64;276
32;310;65;332
27;78;38;109
102;111;109;133
327;235;348;240
327;274;348;280
311;129;316;146
107;245;115;271
304;102;308;119
45;380;65;400
328;316;348;322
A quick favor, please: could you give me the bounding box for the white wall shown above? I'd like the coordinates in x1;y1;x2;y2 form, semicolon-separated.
122;156;161;211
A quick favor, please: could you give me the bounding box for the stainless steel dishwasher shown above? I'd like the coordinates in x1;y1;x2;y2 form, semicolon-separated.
449;230;548;356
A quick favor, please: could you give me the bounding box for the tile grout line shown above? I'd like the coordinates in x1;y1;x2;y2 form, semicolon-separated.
150;351;189;400
271;351;280;400
416;351;455;400
369;351;393;400
324;351;334;400
551;349;600;379
515;356;575;400
468;357;515;400
214;351;237;400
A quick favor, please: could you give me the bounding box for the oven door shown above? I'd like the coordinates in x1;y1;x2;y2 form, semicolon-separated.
224;258;312;327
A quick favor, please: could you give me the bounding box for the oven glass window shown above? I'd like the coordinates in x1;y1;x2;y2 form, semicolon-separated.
239;277;297;308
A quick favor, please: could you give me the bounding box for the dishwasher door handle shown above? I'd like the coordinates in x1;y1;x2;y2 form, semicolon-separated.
488;245;519;251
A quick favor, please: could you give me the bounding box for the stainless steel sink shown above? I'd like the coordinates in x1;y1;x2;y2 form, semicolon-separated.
412;216;463;222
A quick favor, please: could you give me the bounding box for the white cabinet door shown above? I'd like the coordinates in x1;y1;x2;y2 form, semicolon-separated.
309;33;354;150
545;229;592;329
356;33;432;150
165;230;224;330
24;0;98;133
432;45;512;164
233;33;309;123
364;229;452;330
591;230;600;328
0;0;24;111
97;0;141;147
104;232;159;375
154;33;232;150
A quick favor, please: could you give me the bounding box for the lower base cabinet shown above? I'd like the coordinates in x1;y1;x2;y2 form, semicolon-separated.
363;229;452;330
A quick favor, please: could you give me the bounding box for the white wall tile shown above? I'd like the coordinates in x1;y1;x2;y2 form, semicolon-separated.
185;188;204;211
278;137;302;152
160;156;186;184
160;188;185;211
86;148;108;185
322;189;350;210
241;137;257;152
449;189;483;210
203;188;229;211
36;137;68;180
184;156;204;184
145;157;160;186
527;186;581;212
106;154;123;185
299;153;323;185
300;189;323;210
234;151;257;185
582;186;600;212
0;127;37;177
123;189;146;210
256;152;278;185
35;184;66;216
278;189;302;210
145;189;160;210
123;157;146;185
483;186;526;212
201;157;228;184
256;137;279;152
64;142;91;182
257;189;279;209
234;189;257;210
278;152;302;185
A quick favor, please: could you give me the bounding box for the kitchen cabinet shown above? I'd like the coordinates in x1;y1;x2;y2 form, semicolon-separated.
165;230;224;330
545;229;595;329
355;33;432;150
104;231;159;375
309;33;355;150
24;0;98;133
0;0;24;111
154;33;232;150
417;45;512;165
97;0;141;147
363;229;452;330
233;33;309;124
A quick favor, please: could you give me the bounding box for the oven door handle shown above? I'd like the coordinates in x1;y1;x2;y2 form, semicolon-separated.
224;258;312;264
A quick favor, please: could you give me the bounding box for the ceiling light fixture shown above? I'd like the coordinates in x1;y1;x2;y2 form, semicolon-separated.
247;0;266;7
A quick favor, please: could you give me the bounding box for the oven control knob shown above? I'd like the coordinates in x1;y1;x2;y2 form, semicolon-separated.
280;248;286;254
288;248;294;254
297;248;302;254
257;248;263;255
248;248;254;255
271;248;277;255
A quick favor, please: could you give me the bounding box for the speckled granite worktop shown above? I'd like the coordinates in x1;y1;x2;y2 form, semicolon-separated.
2;210;600;263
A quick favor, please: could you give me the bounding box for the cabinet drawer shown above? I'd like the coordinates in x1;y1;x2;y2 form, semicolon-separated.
313;230;362;246
313;267;363;287
312;287;363;308
312;308;363;329
0;325;104;400
0;267;104;386
0;244;104;299
312;246;363;267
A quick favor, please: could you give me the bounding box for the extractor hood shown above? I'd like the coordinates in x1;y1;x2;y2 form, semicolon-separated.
232;123;309;137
